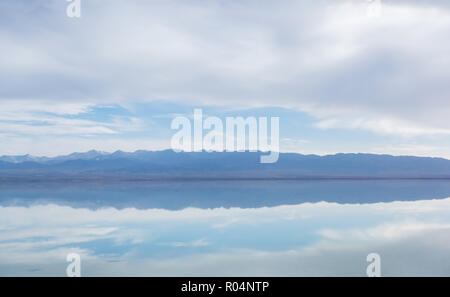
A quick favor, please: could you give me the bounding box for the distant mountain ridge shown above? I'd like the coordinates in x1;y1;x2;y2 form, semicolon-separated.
1;150;450;180
0;150;108;164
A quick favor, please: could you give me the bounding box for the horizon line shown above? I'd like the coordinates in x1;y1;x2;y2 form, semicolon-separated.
0;148;449;161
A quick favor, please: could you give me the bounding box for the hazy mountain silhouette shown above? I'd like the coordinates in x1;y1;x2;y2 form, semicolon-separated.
1;150;450;180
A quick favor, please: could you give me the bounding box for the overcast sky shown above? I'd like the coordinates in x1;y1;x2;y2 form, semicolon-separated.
1;0;449;157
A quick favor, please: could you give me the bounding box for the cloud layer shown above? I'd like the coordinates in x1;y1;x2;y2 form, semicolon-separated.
0;0;449;154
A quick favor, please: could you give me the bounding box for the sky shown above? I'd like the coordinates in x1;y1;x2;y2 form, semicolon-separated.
0;0;450;157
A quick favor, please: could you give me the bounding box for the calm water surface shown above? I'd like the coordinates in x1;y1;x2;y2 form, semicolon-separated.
0;180;449;276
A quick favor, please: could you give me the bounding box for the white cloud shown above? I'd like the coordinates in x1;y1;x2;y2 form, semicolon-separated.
0;0;450;153
0;100;147;148
0;136;169;157
165;239;211;248
315;117;450;136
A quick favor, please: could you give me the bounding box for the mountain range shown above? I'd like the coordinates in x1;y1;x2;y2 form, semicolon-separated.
1;150;450;180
